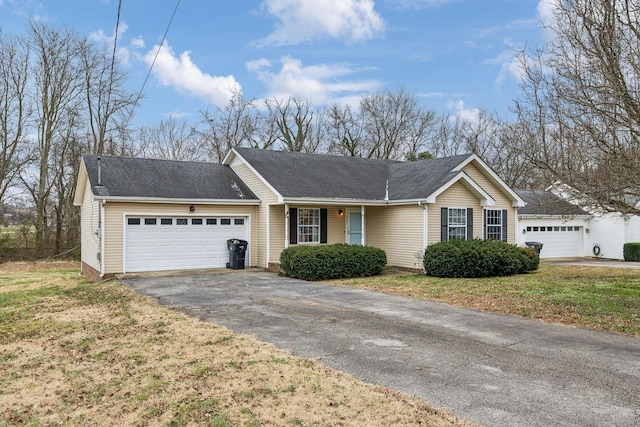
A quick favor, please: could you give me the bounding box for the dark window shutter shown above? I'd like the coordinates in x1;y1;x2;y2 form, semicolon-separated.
320;209;328;243
441;207;448;241
483;209;487;240
289;208;298;244
466;208;474;240
501;209;508;242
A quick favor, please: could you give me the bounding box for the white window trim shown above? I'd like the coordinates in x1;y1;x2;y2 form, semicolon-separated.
297;208;321;244
485;208;503;240
448;207;467;241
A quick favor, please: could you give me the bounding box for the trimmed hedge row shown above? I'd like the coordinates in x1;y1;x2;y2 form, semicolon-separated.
623;243;640;262
280;244;387;281
423;239;539;278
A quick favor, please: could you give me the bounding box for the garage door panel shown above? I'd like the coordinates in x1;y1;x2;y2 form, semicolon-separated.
125;215;249;273
525;225;583;258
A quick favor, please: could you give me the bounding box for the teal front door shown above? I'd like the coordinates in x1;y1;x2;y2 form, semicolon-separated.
348;211;362;245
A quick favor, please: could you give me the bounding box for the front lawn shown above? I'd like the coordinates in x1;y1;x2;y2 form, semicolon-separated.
0;261;471;426
328;264;640;337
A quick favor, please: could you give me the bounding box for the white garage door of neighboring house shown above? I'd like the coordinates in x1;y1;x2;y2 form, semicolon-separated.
524;225;583;258
125;216;249;273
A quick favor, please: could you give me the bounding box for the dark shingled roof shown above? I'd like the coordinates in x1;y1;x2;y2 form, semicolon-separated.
387;153;473;200
83;155;258;200
233;147;395;200
233;147;474;201
516;189;589;216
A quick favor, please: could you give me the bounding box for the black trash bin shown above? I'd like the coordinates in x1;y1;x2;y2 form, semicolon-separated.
227;238;248;269
525;241;543;255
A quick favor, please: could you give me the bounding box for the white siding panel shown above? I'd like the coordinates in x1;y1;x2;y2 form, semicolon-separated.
80;178;101;272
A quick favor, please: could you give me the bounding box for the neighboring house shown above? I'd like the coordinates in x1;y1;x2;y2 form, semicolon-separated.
516;188;640;259
74;147;525;280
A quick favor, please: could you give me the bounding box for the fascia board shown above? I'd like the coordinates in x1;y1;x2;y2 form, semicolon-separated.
454;154;526;207
281;197;388;206
518;214;592;220
73;159;88;206
226;147;284;203
425;172;495;206
92;196;261;205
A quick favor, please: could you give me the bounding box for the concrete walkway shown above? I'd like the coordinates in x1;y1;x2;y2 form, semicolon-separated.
123;270;640;427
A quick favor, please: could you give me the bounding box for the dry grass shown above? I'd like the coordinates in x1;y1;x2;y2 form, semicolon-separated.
0;262;473;427
328;264;640;337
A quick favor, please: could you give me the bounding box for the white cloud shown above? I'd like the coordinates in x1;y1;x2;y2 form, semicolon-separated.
447;99;480;123
130;36;145;49
387;0;457;9
246;58;272;72
89;21;129;44
537;0;558;40
143;42;241;107
247;55;381;106
89;22;132;65
256;0;385;46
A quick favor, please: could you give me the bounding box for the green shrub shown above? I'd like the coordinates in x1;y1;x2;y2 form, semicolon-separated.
623;243;640;262
279;244;387;281
423;239;538;278
517;246;540;273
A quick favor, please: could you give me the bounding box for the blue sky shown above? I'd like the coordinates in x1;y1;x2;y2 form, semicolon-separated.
0;0;551;127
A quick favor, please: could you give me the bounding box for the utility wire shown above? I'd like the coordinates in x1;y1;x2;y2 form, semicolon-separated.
124;0;181;130
102;0;122;154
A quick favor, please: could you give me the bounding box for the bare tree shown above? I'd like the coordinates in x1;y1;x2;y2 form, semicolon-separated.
265;97;316;152
78;37;136;156
514;0;640;213
360;88;438;160
428;113;467;158
325;104;364;156
138;117;207;162
24;22;84;255
200;90;261;162
0;31;31;204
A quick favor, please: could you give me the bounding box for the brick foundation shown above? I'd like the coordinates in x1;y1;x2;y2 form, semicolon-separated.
81;262;115;282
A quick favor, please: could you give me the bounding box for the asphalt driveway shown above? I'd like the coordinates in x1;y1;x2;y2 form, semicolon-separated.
123;270;640;427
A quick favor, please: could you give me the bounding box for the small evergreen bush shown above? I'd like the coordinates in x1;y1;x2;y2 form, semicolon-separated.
423;239;538;278
623;243;640;262
280;243;387;281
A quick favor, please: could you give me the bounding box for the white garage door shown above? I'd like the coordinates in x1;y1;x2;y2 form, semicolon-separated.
524;225;583;258
125;216;249;272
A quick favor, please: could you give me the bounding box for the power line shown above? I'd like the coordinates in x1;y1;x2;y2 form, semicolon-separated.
124;0;181;130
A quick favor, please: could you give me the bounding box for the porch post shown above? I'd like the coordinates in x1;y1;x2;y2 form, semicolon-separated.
361;205;365;246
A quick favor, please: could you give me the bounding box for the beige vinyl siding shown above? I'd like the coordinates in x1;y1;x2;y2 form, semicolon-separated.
102;203;258;274
229;157;279;267
327;208;346;244
428;181;481;245
462;162;517;243
366;205;425;270
80;178;101;272
269;205;285;263
271;206;363;263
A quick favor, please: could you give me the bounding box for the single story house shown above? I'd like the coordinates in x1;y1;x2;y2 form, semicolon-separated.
74;147;526;280
516;189;640;259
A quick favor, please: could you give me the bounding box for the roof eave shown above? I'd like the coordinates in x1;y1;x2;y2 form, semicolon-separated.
281;197;388;206
92;195;261;205
454;154;526;207
73;157;88;206
425;171;496;206
518;214;591;219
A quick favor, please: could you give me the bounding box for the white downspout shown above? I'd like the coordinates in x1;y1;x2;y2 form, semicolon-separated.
265;206;270;267
100;201;106;279
284;204;290;249
360;205;365;246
